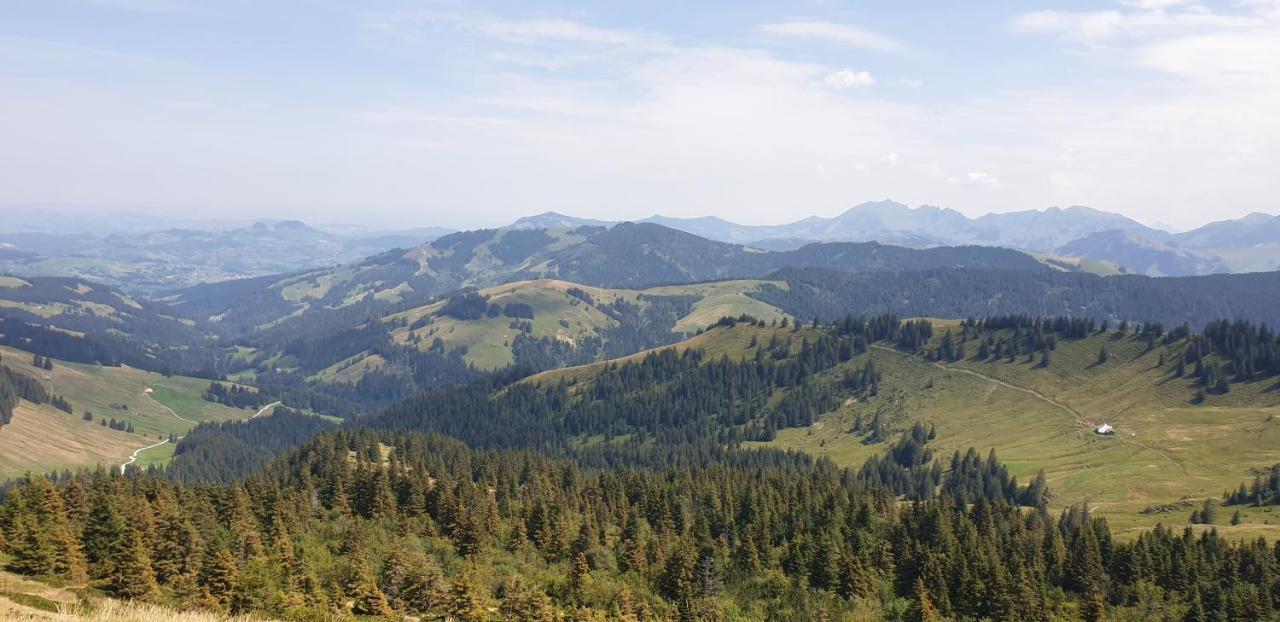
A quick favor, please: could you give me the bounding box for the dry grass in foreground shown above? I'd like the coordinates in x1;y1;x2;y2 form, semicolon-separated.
0;596;272;622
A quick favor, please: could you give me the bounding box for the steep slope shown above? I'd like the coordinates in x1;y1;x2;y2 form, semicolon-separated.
368;314;1280;536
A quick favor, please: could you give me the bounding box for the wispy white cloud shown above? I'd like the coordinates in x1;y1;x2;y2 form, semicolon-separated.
758;20;905;52
1010;3;1260;44
949;171;1001;188
3;1;1278;229
822;69;875;89
362;9;667;49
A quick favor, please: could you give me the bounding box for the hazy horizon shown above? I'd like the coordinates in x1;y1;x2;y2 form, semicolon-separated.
2;1;1277;231
0;198;1250;234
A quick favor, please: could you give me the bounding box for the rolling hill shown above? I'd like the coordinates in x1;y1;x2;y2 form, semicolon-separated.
219;277;790;411
470;316;1280;537
0;344;266;478
0;275;217;373
165;221;1050;339
751;324;1280;537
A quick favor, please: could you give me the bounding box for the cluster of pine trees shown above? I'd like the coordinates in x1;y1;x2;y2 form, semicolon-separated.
1225;464;1280;507
365;323;857;458
4;430;1280;620
0;353;56;427
202;381;266;409
1201;320;1280;380
438;291;490;320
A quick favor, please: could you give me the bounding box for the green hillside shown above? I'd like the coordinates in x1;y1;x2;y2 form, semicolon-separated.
518;317;1280;538
375;278;787;371
167;222;1047;339
0;344;262;477
287;278;790;393
748;323;1280;538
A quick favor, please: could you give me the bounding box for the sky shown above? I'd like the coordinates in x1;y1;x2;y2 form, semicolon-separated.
1;0;1277;231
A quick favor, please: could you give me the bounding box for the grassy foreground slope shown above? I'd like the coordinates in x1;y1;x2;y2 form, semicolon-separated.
0;345;256;478
0;570;267;622
756;325;1280;538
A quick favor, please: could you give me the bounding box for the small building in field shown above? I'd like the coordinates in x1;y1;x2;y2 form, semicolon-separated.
1095;423;1114;436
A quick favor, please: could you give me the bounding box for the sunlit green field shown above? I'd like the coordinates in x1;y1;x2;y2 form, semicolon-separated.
0;345;259;476
735;328;1280;540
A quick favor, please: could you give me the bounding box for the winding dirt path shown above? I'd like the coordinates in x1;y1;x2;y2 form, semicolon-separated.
871;344;1190;476
144;391;197;424
118;398;282;474
119;438;169;474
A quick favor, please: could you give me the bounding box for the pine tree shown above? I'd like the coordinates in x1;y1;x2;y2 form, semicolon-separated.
837;554;873;600
905;577;941;622
400;555;448;616
1067;524;1107;592
199;546;239;606
81;492;128;579
569;550;592;603
447;568;488;622
1184;589;1206;622
110;528;159;599
1081;586;1107;622
500;578;555;622
454;510;484;558
378;546;412;611
4;513;58;576
151;493;201;589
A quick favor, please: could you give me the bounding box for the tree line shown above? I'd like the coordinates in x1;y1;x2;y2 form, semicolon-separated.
2;429;1278;620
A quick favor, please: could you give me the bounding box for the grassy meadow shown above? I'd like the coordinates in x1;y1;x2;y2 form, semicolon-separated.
0;345;259;478
750;326;1280;539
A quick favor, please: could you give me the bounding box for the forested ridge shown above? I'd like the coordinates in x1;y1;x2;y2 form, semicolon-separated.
756;267;1280;329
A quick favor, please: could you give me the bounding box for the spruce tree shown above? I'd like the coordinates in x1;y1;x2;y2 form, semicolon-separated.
569;550;592;603
447;568;488;622
906;577;941;622
199;546;239;606
81;492;127;579
110;528;159;600
400;555;448;616
500;578;555;622
1081;586;1107;622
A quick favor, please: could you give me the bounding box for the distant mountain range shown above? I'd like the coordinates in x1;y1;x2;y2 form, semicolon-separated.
0;220;453;291
511;202;1279;277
